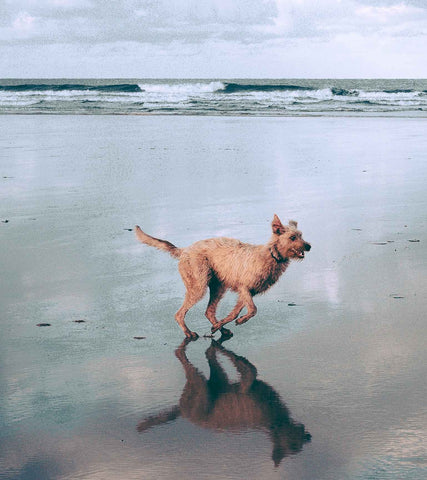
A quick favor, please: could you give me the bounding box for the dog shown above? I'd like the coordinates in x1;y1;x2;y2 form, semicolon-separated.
135;214;310;338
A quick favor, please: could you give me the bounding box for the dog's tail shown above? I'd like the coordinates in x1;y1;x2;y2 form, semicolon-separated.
135;225;182;259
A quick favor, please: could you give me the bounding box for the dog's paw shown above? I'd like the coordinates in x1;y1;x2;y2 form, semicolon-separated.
211;322;222;334
235;317;249;326
185;331;199;340
220;327;233;339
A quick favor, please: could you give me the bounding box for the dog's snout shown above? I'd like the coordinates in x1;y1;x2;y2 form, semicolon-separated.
304;242;311;252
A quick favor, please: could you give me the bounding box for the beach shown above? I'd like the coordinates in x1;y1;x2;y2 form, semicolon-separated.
1;114;426;480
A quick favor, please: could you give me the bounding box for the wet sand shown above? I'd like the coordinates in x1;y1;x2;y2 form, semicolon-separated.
1;115;426;479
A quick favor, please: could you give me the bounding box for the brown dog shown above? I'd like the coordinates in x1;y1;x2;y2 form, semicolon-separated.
135;214;310;338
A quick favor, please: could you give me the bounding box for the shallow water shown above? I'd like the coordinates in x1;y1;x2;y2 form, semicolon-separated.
1;115;426;479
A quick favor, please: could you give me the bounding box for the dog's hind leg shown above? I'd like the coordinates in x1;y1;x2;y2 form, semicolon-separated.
205;278;226;326
176;257;209;339
175;294;201;339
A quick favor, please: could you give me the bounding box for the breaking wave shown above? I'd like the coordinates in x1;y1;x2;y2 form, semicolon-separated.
0;83;143;93
0;79;426;115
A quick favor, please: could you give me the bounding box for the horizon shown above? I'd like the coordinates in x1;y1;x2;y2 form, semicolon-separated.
1;77;427;81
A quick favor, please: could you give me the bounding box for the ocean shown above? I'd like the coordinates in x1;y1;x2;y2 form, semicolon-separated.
1;78;427;116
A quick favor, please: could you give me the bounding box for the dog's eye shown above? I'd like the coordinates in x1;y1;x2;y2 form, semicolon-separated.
290;235;296;241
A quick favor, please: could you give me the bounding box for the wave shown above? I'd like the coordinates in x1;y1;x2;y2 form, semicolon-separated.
1;82;425;100
1;79;426;115
383;89;415;94
0;83;143;93
331;87;359;96
137;81;224;94
221;83;312;93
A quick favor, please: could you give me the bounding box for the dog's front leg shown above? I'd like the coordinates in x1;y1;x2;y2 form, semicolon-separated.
234;289;257;326
211;299;245;334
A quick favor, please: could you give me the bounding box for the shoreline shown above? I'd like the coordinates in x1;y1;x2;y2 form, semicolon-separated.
1;111;427;118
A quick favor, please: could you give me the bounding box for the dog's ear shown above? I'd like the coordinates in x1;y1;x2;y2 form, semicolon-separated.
289;220;298;229
272;214;287;235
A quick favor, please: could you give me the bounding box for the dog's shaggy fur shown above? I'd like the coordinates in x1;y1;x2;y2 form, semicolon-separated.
135;214;310;338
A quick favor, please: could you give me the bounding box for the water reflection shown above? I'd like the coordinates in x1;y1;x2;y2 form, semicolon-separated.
138;338;311;466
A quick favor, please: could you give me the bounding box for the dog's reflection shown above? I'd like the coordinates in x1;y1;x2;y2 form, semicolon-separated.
137;338;311;466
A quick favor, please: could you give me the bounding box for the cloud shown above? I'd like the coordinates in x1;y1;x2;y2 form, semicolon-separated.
356;0;427;7
1;0;426;47
1;0;426;77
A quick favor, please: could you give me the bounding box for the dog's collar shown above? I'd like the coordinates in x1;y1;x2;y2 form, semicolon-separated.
270;248;287;263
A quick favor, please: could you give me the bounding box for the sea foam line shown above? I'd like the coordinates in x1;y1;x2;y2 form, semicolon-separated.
137;81;225;94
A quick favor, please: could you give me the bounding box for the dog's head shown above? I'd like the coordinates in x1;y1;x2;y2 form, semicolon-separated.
271;214;311;261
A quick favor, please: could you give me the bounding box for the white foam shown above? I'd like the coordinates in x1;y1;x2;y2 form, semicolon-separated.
137;81;225;94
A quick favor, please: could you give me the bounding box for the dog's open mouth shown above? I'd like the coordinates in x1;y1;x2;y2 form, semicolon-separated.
291;249;305;259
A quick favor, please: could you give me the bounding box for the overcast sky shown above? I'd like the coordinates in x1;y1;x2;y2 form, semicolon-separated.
1;0;426;78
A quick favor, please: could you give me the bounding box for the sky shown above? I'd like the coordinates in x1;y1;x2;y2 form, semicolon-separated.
1;0;426;78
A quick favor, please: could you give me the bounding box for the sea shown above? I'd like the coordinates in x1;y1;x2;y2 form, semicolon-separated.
1;78;426;116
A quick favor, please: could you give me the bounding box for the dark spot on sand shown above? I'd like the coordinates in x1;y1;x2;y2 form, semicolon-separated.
37;323;51;327
370;242;387;245
73;319;86;323
288;302;297;307
408;239;420;243
1;219;9;223
352;228;362;231
133;336;146;340
124;228;133;231
390;294;404;299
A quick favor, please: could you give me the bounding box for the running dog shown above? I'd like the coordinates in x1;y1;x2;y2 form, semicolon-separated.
135;214;311;338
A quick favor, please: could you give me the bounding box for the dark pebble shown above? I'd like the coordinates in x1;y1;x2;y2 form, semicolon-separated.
1;220;9;223
370;242;387;245
124;228;133;231
408;239;420;243
37;323;51;327
73;320;86;323
288;302;297;307
133;336;146;340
